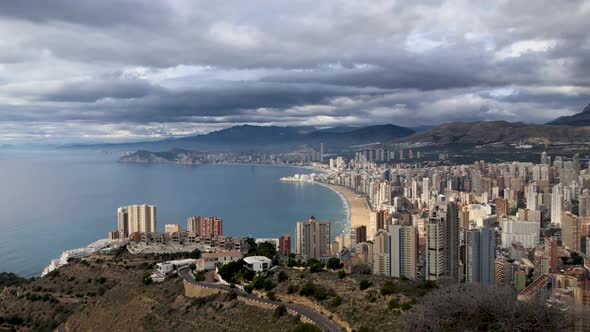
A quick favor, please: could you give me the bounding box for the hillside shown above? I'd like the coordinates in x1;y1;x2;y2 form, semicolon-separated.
399;121;590;145
548;103;590;126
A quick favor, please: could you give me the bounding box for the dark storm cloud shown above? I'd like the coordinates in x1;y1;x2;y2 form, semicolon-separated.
0;0;588;143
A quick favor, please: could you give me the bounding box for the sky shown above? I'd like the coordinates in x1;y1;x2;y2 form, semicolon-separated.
0;0;589;144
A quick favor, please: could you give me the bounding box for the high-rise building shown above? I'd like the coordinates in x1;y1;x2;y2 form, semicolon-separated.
425;199;460;281
465;227;496;286
500;217;540;249
125;204;157;234
320;143;324;162
354;225;367;244
187;216;223;237
446;201;461;282
279;234;291;256
526;183;538;211
541;151;548;165
426;208;446;280
551;184;563;226
369;210;386;240
580;189;590;217
165;224;182;234
117;207;129;239
372;230;390;275
388;223;418;280
295;216;331;260
495;197;508;217
563;212;582;253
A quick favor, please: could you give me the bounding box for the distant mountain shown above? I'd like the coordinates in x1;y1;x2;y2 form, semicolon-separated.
120;149;206;164
400;121;590;145
547;103;590;126
69;124;416;152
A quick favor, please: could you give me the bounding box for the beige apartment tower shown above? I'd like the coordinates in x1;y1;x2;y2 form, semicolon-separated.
126;204;157;234
295;216;331;260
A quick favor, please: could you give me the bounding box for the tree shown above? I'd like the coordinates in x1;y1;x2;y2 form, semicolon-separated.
325;257;342;270
255;242;277;259
337;270;347;279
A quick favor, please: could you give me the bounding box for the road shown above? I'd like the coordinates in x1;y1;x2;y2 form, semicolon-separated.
178;268;342;332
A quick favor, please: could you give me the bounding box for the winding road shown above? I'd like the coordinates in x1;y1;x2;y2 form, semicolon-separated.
178;268;342;332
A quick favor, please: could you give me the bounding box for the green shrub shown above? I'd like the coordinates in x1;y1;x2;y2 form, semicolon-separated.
337;270;347;279
380;281;396;295
244;284;254;293
325;257;343;270
359;279;372;290
274;304;288;317
267;291;276;301
331;295;342;307
388;298;400;309
287;284;298;294
263;279;276;291
278;271;288;282
299;282;315;296
253;275;266;290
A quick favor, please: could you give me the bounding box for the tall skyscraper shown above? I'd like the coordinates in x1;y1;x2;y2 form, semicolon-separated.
117;207;129;239
295;216;331;260
562;212;582;253
551;184;563;226
320;143;324;162
125;204;157;234
425;198;460;281
446;201;461;282
465;227;496;286
279;234;291;256
187;216;223;237
372;230;390;275
426;208;446;280
354;225;367;244
388;223;418;280
526;183;538;211
580;189;590;217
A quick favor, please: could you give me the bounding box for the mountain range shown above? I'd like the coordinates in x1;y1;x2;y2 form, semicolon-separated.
69;102;590;152
547;103;590;126
71;124;416;152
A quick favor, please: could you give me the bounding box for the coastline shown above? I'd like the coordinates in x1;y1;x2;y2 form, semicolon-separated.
313;182;371;235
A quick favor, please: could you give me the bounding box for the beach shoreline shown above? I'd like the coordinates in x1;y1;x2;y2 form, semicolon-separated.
313;182;371;235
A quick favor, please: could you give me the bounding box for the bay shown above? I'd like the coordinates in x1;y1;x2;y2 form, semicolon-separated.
0;151;347;277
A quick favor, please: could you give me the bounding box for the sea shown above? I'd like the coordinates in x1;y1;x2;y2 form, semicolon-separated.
0;150;348;277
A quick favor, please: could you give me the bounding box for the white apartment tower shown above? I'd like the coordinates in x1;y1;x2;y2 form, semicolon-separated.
388;223;418;280
551;184;563;226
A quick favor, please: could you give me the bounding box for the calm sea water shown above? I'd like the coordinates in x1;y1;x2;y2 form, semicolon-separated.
0;151;347;277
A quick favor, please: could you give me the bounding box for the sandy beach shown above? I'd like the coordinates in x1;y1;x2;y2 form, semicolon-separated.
320;183;371;231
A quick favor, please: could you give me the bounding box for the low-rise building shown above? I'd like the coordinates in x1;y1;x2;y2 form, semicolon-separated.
243;256;272;273
196;251;242;271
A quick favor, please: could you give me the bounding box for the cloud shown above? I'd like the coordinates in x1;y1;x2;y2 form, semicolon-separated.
0;0;588;143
